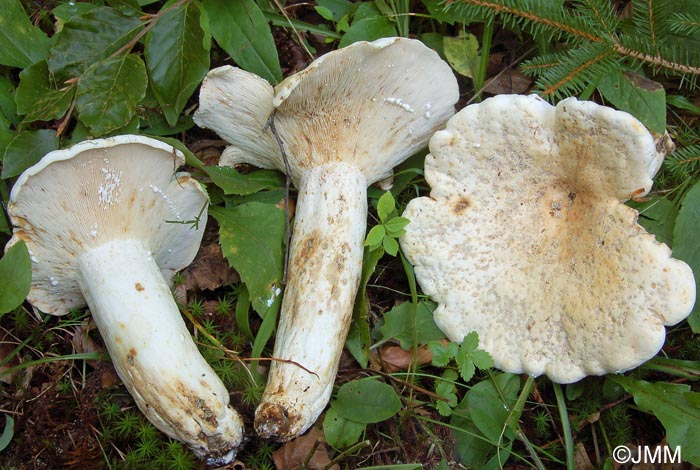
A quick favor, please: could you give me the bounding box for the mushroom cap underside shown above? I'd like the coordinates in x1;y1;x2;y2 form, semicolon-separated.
6;135;209;316
195;37;459;186
401;95;696;383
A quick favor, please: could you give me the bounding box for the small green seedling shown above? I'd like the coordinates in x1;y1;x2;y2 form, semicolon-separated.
365;191;410;256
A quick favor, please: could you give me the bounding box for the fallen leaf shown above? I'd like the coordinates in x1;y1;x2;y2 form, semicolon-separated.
379;343;435;373
574;442;594;470
183;243;239;291
484;69;533;94
0;338;20;384
272;427;338;470
71;321;103;368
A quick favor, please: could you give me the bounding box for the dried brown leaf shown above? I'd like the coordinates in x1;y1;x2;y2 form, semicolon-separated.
183;243;239;291
379;343;434;373
272;427;338;470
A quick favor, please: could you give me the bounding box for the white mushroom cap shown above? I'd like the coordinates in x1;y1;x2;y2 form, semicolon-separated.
401;95;696;384
194;37;459;186
7;135;206;314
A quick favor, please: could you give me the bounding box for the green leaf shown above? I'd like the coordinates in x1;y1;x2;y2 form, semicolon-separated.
376;191;396;222
443;32;480;78
316;0;354;23
211;202;285;315
456;332;493;382
435;370;458;417
630;197;678;247
609;375;700;465
323;407;365;450
332;378;402;424
429;340;458;367
205;166;284;195
201;0;282;84
382;235;399;256
145;0;210;126
673;181;700;332
364;224;385;248
384;216;410;235
338;3;397;48
52;2;98;23
597;69;666;134
15;61;75;122
0;241;31;314
48;6;143;77
379;301;445;350
74;54;147;136
1;130;58;179
0;76;19;129
347;246;385;367
0;0;50;67
0;414;14;452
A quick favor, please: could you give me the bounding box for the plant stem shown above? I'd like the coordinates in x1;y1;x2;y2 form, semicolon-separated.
553;382;575;470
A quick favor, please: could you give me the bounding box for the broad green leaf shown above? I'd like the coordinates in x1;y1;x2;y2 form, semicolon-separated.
379;301;445;350
75;54;147;136
211;203;285;315
0;241;31;314
0;76;18;129
382;235;399;256
48;6;143;77
597;69;666;133
609;375;700;465
339;3;397;48
323;407;365;450
667;95;700;114
347;246;385;367
316;0;354;22
1;130;58;179
384;216;410;235
631;197;678;247
202;0;282;84
146;0;210;126
0;414;14;452
364;224;385;248
205;166;284;195
443;32;480;78
0;0;50;67
332;378;402;424
376;190;396;222
15;61;75;122
673;181;700;332
52;2;98;23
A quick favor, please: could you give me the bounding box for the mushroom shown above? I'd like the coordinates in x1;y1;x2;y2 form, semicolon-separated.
400;95;696;384
194;37;459;439
5;135;244;462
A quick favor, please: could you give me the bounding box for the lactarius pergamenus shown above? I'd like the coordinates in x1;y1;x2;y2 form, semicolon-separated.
5;135;244;463
401;95;696;383
194;37;459;439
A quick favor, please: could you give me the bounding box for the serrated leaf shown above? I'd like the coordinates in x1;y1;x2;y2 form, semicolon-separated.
443;32;480;78
211;202;285;315
75;54;147;136
379;301;445;350
1;130;58;179
48;6;143;77
376;191;396;222
461;331;480;352
609;375;700;465
429;340;458;367
205;166;284;195
332;379;402;424
323;407;365;450
15;61;75;122
364;224;385;248
471;349;494;369
338;3;397;48
145;1;210;126
597;69;666;133
201;0;282;84
0;0;50;67
0;241;31;314
673;181;700;332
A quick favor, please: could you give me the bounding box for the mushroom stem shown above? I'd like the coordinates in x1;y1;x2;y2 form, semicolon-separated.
255;162;366;440
77;238;244;463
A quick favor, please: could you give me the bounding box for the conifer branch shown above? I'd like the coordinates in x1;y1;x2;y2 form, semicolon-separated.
541;49;615;97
